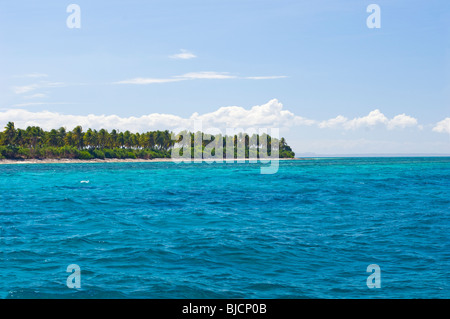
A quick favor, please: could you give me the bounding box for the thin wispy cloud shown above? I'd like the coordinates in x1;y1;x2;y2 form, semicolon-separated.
13;84;40;94
117;72;287;85
24;93;47;99
169;49;197;60
177;72;237;80
14;73;49;78
11;102;73;108
116;78;185;85
12;81;65;94
245;76;288;80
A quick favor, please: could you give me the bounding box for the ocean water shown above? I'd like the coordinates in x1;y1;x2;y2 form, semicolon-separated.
0;158;449;299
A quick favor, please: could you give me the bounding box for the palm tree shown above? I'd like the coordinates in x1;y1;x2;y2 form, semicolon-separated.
15;129;26;147
64;131;74;147
155;131;166;150
123;131;131;149
83;129;94;149
26;126;43;149
0;124;295;159
132;133;140;149
110;129;118;148
57;127;67;147
23;126;44;157
72;126;84;149
148;132;155;149
46;129;59;147
163;130;173;150
98;129;108;149
139;133;149;149
4;122;16;146
92;130;99;148
117;132;124;148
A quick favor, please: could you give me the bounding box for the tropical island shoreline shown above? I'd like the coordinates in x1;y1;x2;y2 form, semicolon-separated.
0;157;302;165
0;122;297;163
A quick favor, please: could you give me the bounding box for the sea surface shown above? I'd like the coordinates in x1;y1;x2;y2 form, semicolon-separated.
0;158;449;298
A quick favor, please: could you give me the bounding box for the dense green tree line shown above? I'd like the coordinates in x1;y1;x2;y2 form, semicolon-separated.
0;122;295;160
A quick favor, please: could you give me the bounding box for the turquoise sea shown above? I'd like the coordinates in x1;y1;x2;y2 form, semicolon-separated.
0;158;449;298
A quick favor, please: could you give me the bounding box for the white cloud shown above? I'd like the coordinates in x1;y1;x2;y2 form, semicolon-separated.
169;49;197;60
11;103;47;108
14;73;48;78
177;72;237;80
115;78;184;84
245;76;288;80
115;72;236;84
0;100;427;136
13;84;40;94
433;118;450;134
191;99;314;128
318;110;419;130
24;93;47;99
116;72;287;84
0;108;185;132
387;113;418;129
13;82;64;94
11;102;72;108
24;73;48;78
0;99;311;132
344;109;388;129
318;115;348;128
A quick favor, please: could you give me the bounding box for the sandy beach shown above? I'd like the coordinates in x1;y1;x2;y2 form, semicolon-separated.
0;158;300;165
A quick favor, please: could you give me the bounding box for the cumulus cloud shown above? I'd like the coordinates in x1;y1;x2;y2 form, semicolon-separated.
433;118;450;134
0;99;425;135
191;99;314;128
0;108;185;132
344;109;388;129
318;115;348;129
169;49;197;60
318;110;419;130
387;113;418;129
0;99;312;132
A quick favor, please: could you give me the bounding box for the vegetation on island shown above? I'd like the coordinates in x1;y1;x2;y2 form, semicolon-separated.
0;122;295;160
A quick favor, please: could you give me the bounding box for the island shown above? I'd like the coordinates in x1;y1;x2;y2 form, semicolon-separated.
0;122;295;161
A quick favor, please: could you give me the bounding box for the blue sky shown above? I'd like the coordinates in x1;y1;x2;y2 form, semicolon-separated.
0;0;449;154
